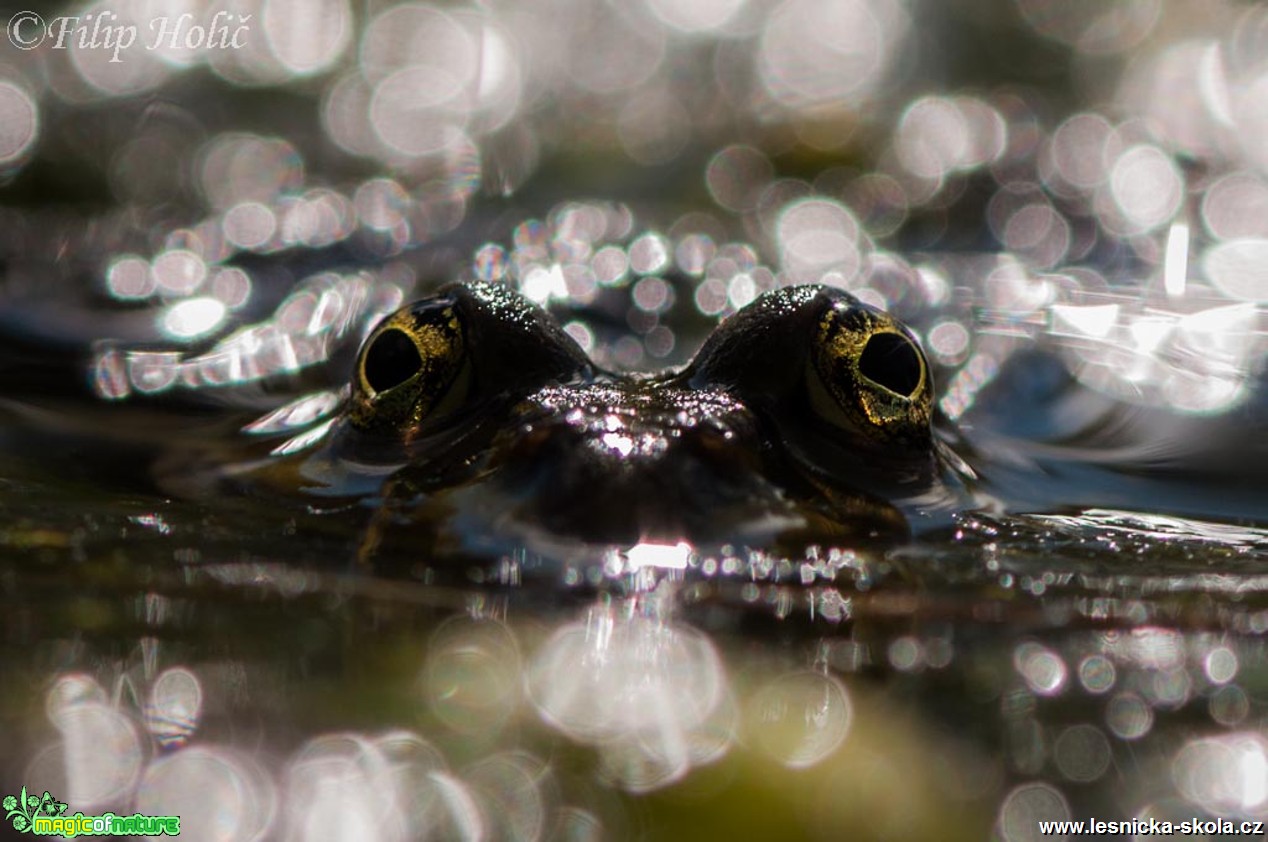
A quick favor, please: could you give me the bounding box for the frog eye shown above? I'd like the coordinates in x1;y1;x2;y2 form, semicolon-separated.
362;328;424;393
346;282;596;438
349;299;467;432
857;332;924;398
809;301;932;447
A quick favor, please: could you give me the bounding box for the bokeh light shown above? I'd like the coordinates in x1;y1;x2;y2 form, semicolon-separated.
0;80;38;167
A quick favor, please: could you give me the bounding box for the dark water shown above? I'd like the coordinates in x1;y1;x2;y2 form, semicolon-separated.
2;2;1268;840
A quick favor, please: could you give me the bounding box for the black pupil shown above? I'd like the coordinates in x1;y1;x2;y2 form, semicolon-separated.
858;333;921;397
364;329;423;393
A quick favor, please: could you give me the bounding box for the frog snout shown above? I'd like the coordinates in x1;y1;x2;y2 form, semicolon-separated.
492;408;783;545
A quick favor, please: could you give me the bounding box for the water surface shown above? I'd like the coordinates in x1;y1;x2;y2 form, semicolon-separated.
2;1;1267;839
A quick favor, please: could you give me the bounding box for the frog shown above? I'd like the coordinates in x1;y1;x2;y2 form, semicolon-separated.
295;278;971;566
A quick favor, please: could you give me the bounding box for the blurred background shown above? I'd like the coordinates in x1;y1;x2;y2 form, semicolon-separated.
1;0;1267;840
1;0;1264;417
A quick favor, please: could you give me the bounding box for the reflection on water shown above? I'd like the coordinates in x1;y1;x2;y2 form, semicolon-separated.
1;0;1267;840
527;599;734;792
0;487;1259;836
17;595;958;840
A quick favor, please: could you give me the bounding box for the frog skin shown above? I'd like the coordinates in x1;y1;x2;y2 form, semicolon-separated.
303;280;967;562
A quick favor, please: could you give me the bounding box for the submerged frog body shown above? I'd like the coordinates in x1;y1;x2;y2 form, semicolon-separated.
310;281;962;558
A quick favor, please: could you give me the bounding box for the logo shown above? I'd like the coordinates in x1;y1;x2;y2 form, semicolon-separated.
4;788;66;833
3;787;180;837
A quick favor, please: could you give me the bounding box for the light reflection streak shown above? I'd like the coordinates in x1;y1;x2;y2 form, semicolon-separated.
1163;222;1190;298
1032;510;1268;551
94;266;379;400
159;297;227;341
626;542;692;571
1050;303;1120;339
244;390;344;435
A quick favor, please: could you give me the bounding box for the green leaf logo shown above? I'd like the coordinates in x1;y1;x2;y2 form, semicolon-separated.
4;787;67;834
